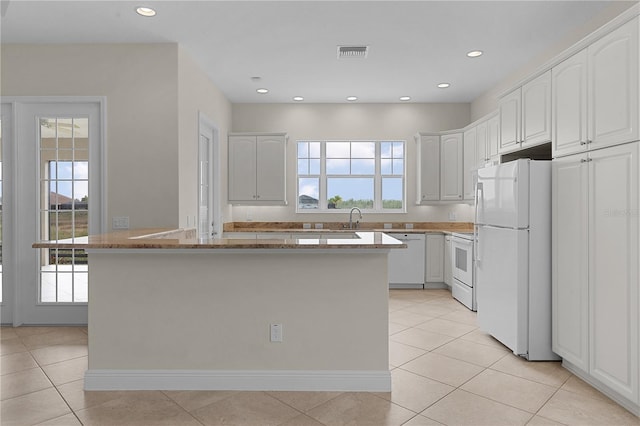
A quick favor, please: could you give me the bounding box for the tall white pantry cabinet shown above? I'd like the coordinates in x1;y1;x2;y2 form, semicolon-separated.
552;15;640;415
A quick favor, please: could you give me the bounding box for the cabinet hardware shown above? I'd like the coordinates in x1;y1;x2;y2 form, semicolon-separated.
580;141;587;145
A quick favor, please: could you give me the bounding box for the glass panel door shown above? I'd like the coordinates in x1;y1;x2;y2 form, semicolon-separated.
39;118;89;303
13;100;102;325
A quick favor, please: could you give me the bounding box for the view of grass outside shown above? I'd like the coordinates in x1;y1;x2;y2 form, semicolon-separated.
49;210;88;264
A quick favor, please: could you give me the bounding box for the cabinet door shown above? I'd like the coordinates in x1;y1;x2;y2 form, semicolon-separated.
487;114;500;159
589;18;639;150
444;236;452;286
552;49;588;157
476;121;488;167
425;234;444;282
552;154;589;371
463;128;477;200
418;135;440;202
589;142;639;403
499;88;521;152
522;70;552;146
440;133;463;201
256;135;286;202
228;135;257;202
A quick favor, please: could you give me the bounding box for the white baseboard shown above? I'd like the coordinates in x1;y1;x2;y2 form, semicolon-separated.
84;369;392;392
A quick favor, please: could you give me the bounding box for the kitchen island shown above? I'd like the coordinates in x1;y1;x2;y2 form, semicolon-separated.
34;229;404;392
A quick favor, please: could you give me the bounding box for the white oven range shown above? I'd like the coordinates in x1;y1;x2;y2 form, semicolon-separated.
451;232;475;311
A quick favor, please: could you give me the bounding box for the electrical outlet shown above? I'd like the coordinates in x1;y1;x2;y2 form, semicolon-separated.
112;216;129;230
314;223;323;229
303;223;311;229
270;324;283;342
383;223;392;229
448;212;457;220
405;223;414;229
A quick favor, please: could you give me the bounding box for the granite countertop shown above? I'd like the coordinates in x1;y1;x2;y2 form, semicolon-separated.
32;228;406;250
225;221;474;235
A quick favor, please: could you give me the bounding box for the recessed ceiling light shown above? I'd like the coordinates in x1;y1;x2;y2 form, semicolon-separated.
256;88;269;94
135;6;156;17
467;50;483;58
399;96;411;101
437;83;451;89
293;96;304;102
346;96;358;101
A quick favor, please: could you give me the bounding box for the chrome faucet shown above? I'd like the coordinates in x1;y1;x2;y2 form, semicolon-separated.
349;207;363;229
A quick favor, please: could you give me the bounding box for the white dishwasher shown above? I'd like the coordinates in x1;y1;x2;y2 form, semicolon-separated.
388;233;426;289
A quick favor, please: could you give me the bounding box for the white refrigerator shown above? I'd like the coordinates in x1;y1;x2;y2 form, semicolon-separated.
475;159;558;361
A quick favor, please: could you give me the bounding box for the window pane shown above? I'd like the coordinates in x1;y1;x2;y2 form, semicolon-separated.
309;159;320;174
73;161;88;179
392;159;404;175
57;161;73;179
309;142;320;158
393;142;404;158
381;159;392;175
326;159;350;174
351;142;375;158
298;159;308;175
381;142;392;158
382;177;403;209
326;142;350;158
298;178;319;209
327;178;374;209
351;159;374;174
297;142;308;158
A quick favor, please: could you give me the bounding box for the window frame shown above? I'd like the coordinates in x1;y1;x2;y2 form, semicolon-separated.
296;140;407;213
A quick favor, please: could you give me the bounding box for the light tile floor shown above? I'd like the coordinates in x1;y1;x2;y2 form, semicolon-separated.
2;289;639;425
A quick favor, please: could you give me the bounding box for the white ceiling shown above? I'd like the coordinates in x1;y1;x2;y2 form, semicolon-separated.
1;0;634;103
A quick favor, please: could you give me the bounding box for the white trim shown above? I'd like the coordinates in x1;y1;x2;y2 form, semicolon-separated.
84;369;391;392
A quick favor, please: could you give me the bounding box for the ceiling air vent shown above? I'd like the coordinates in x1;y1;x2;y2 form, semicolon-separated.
337;45;369;59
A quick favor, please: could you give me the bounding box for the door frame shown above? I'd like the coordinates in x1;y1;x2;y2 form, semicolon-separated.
198;112;221;239
2;96;106;325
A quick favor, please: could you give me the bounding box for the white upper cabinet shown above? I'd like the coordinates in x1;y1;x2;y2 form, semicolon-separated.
553;18;639;157
500;71;552;154
552;49;589;157
416;133;440;203
588;18;639;150
228;133;287;204
462;127;477;200
440;133;463;201
521;70;552;146
487;113;500;159
499;88;522;153
476;120;488;167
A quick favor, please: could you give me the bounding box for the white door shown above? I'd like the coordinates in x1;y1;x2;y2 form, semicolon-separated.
0;104;13;324
13;100;103;325
198;114;220;239
476;225;529;356
552;49;588;157
440;133;463;201
476;160;529;229
589;18;639;150
551;153;589;370
588;142;639;403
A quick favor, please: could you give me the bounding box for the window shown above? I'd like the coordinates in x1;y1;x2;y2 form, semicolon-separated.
297;140;405;211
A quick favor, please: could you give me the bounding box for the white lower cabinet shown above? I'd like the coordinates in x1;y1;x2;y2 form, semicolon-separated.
553;141;639;412
425;234;444;283
444;235;452;287
388;233;426;289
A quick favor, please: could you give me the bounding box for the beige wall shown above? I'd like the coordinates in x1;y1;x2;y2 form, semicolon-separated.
231;103;475;223
471;1;638;120
1;44;181;229
177;47;233;228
